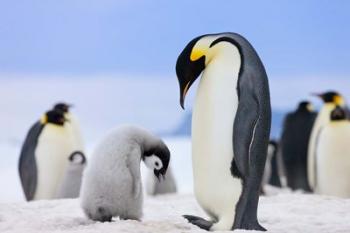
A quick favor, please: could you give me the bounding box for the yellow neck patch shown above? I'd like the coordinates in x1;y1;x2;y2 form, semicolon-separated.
40;115;48;124
334;95;345;106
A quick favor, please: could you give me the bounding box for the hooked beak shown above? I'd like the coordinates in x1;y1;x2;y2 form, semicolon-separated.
154;170;164;181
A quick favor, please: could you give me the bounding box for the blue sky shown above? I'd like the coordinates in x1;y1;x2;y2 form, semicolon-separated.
0;1;349;78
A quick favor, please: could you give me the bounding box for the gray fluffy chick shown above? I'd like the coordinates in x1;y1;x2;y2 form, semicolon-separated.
80;125;170;222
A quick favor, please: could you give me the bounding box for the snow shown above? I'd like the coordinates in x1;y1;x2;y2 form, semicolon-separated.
1;191;350;233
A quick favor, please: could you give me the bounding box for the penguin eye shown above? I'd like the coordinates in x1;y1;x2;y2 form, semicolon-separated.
155;161;159;168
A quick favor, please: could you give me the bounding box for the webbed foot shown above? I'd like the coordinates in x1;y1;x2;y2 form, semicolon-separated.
183;215;213;231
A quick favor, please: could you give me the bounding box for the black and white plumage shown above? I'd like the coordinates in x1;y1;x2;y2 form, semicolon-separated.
280;101;317;192
316;106;350;197
262;140;282;192
55;151;86;199
146;166;177;196
176;33;271;231
19;109;76;201
80;125;170;222
308;92;347;191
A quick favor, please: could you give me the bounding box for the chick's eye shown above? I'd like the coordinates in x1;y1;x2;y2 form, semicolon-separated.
155;162;159;167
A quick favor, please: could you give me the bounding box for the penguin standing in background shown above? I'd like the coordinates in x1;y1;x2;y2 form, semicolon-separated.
81;126;170;222
176;33;271;231
53;102;84;151
146;166;177;196
55;151;86;199
280;101;317;191
261;140;282;192
316;106;350;198
307;92;346;191
19;109;76;201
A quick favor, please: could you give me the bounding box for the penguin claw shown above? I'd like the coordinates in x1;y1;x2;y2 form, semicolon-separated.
183;215;213;231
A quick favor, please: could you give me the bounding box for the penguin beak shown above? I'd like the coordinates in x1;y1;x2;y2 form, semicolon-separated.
176;37;206;109
154;170;163;181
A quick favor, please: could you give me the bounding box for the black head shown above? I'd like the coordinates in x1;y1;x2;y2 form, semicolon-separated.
312;91;344;105
142;143;170;180
297;101;313;112
69;151;86;165
176;35;206;109
330;106;347;121
42;109;66;126
53;102;72;113
176;33;242;109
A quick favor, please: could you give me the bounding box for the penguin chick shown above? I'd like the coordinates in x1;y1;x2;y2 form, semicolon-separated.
80;125;170;222
56;151;86;199
146;166;177;196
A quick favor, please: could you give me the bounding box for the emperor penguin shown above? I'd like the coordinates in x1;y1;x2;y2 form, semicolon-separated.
80;125;170;222
176;33;271;231
307;91;346;191
19;109;76;201
146;165;177;196
261;140;282;193
55;151;86;199
280;101;317;191
53;102;84;151
316;106;350;198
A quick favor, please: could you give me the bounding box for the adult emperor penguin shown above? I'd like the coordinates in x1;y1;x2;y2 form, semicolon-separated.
55;151;86;199
19;109;76;201
307;91;346;191
53;102;84;150
176;33;271;231
262;140;282;192
316;106;350;198
280;101;317;191
81;125;170;222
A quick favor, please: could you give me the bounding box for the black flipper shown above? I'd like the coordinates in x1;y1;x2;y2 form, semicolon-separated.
183;215;213;231
220;33;271;231
18;121;44;201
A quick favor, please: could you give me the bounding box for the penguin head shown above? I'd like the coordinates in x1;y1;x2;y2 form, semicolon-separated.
176;33;240;109
312;91;345;105
330;106;347;121
142;144;170;180
53;102;72;113
69;151;86;165
41;110;67;126
298;101;314;112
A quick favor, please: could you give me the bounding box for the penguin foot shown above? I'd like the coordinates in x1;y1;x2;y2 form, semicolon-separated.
183;215;213;231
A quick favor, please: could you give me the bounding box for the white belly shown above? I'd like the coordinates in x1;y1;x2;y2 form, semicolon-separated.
308;104;337;189
192;49;242;221
317;123;350;198
34;125;75;200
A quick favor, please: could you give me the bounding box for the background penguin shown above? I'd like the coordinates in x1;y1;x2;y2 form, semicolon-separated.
176;33;271;231
279;101;317;192
53;102;84;151
146;165;177;196
18;109;76;201
307;91;346;191
261;140;282;193
80;125;170;222
55;151;86;199
316;106;350;198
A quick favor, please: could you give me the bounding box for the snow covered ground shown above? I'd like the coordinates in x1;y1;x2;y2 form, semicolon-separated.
1;191;350;233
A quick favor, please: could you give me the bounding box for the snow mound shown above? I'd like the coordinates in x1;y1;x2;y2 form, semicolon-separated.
0;193;349;233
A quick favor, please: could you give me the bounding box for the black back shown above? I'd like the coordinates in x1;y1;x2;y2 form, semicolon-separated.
280;104;317;191
18;121;44;201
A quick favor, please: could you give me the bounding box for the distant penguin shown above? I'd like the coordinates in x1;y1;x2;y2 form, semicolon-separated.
146;166;177;196
19;109;76;201
316;106;350;198
53;102;84;150
280;101;317;191
81;126;170;222
55;151;86;199
262;140;282;192
307;92;346;191
176;33;271;231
